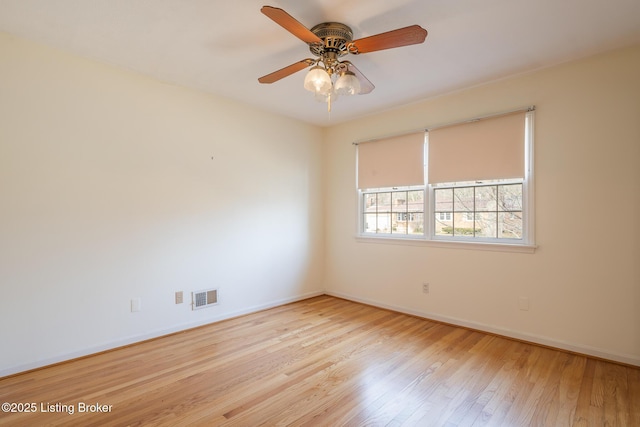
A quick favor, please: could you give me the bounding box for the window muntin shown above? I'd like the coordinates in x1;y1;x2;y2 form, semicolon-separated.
433;181;523;240
361;187;425;236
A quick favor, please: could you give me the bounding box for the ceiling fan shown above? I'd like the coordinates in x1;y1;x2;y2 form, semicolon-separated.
258;6;428;111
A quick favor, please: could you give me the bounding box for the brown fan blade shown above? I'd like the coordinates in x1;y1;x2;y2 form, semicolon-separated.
343;61;375;94
261;6;322;44
349;25;427;54
258;59;314;84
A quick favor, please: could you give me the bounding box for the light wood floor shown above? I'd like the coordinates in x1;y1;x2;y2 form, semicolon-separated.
1;296;638;426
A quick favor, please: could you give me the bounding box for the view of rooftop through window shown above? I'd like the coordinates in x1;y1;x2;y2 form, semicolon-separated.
434;182;523;239
363;189;424;235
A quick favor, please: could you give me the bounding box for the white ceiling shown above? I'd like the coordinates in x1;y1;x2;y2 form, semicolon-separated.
1;0;639;126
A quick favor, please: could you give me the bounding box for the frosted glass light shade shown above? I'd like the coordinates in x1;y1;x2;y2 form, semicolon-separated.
314;89;338;103
334;71;361;95
303;66;332;94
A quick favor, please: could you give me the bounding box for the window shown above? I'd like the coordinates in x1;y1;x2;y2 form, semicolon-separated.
356;108;535;249
433;181;523;240
362;188;424;236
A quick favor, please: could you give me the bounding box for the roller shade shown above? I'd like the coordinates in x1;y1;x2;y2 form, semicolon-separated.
428;111;526;184
357;132;425;189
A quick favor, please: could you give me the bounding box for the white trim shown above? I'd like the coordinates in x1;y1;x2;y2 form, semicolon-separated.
4;289;637;376
358;186;427;238
356;188;363;236
0;291;324;378
355;235;536;253
524;110;536;243
325;291;640;367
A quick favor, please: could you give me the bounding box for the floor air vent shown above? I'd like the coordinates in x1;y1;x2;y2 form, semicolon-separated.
192;289;218;310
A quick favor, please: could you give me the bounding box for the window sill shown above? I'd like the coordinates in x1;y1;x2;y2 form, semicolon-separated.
355;235;537;254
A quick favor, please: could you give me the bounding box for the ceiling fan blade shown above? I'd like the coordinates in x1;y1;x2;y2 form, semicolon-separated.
349;25;427;54
258;59;314;84
343;61;375;94
261;6;322;44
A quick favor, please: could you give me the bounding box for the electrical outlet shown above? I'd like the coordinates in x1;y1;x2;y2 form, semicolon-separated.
175;291;183;304
131;298;141;312
518;297;530;311
422;282;430;294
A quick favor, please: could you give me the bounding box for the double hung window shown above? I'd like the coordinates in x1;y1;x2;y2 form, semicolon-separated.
357;108;535;248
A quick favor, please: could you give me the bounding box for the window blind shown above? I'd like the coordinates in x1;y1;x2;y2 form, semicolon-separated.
427;111;526;184
357;132;425;189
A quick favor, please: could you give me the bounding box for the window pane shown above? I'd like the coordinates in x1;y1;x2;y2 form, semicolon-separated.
377;193;392;213
459;212;472;222
475;186;497;212
393;219;408;234
361;188;425;238
364;193;377;210
430;181;525;241
409;213;424;235
363;214;377;233
475;212;497;238
453;213;476;236
498;184;523;211
453;187;474;212
407;190;424;211
434;188;453;211
499;212;523;239
435;212;453;235
377;213;391;233
392;191;408;213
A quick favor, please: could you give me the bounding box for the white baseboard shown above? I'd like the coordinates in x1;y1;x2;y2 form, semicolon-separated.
4;289;637;377
325;291;640;367
0;291;324;378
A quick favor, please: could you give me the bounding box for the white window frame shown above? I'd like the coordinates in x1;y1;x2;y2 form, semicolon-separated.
356;110;535;253
358;186;427;239
428;178;527;244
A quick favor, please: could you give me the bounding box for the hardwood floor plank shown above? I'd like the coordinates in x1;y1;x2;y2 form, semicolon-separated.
629;367;640;427
468;342;534;426
0;295;638;426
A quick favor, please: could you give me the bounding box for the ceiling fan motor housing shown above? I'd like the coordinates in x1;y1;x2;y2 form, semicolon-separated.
309;22;353;57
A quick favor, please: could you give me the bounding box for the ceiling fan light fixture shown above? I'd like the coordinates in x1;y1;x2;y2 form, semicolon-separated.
334;70;361;96
303;66;332;94
259;6;427;112
314;88;338;103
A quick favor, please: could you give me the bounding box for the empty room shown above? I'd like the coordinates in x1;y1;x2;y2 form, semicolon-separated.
0;1;639;426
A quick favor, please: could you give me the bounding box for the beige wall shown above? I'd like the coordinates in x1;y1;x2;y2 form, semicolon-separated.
1;30;638;375
323;46;640;365
0;32;325;376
